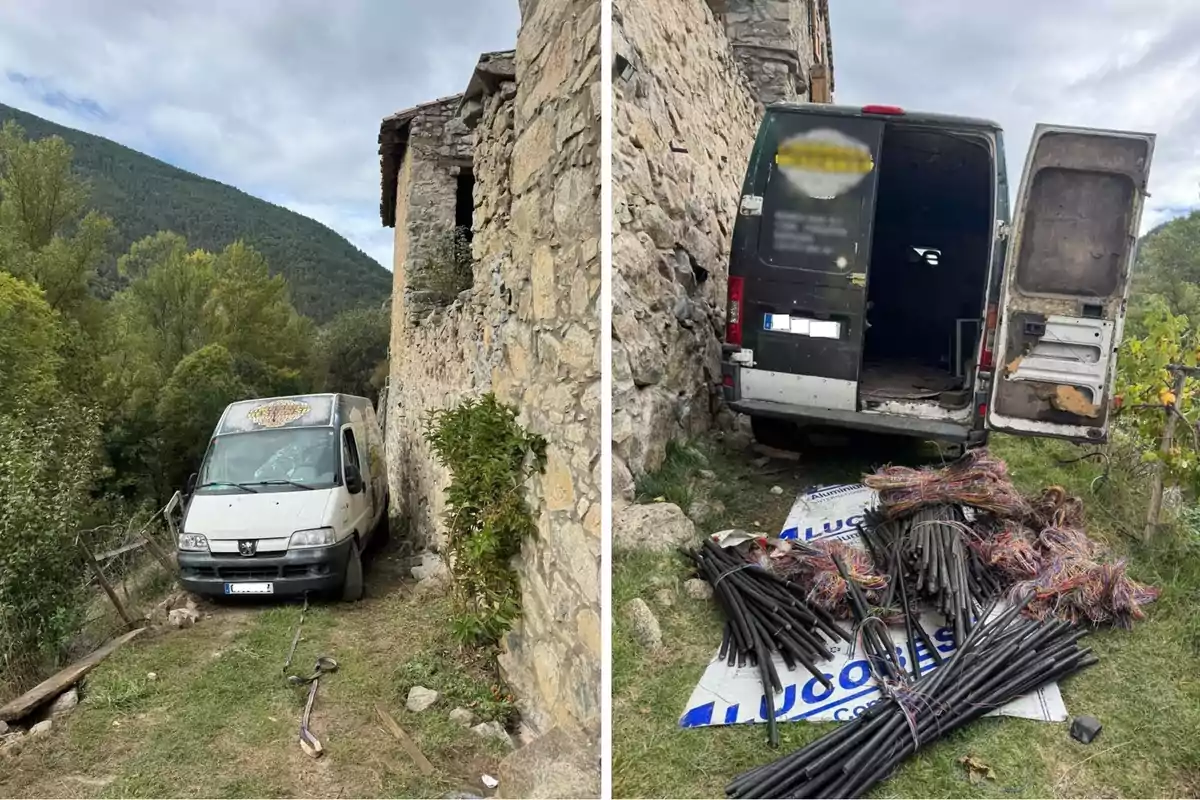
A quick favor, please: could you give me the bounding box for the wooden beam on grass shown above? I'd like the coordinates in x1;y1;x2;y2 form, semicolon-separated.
0;627;146;721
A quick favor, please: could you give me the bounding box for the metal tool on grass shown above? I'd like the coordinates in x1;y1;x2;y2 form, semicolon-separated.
289;655;338;758
283;592;309;675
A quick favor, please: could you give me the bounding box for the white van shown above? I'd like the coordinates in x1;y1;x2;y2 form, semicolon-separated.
176;393;388;602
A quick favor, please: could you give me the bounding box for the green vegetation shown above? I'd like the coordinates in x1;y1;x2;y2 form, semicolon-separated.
0;102;390;323
423;394;548;646
0;580;512;798
0;120;391;700
613;434;1200;799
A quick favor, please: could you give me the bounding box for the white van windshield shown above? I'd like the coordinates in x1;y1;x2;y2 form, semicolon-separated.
196;427;339;493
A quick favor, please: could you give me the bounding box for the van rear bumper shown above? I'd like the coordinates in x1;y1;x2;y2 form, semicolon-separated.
729;398;978;443
177;538;351;598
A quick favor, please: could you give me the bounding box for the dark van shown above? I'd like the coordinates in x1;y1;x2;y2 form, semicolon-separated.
720;102;1154;453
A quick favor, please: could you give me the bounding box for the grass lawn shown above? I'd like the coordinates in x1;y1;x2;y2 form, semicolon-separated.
1;542;514;799
613;432;1200;799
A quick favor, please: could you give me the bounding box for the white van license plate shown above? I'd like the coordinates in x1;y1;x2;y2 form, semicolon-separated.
225;582;274;595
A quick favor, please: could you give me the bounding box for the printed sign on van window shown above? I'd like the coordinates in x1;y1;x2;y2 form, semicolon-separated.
774;128;874;200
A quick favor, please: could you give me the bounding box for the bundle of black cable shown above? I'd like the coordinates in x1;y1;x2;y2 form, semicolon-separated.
725;595;1097;799
864;504;1004;648
684;538;853;746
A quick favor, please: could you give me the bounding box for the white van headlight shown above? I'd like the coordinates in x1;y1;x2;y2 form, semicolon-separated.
178;533;209;552
289;527;336;549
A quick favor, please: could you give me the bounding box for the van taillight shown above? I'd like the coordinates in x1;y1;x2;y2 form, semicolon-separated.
862;104;905;115
726;276;745;346
979;304;998;370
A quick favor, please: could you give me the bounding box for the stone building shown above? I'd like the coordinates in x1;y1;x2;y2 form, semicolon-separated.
612;0;833;494
377;1;600;794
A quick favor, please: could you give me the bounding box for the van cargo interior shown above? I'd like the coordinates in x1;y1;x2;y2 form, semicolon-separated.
861;125;993;407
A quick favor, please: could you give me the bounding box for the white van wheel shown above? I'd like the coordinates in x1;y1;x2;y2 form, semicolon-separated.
341;538;364;602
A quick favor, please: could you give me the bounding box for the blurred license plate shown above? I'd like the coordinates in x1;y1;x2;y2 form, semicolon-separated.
225;582;273;595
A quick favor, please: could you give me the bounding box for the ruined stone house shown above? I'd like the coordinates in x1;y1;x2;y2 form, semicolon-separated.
377;1;600;794
612;0;833;494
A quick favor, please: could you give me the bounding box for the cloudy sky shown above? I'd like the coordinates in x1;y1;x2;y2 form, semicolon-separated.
1;1;1195;272
0;0;520;269
829;0;1200;232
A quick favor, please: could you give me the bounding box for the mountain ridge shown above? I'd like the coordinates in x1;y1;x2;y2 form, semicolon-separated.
0;101;391;322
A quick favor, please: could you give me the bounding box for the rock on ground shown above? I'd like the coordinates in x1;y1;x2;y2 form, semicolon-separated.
168;606;200;629
687;497;725;523
411;552;449;582
684;578;713;601
770;485;784;495
496;722;599;799
49;688;79;718
623;598;663;650
406;686;440;712
471;720;514;748
449;707;475;727
654;588;674;608
29;720;52;736
0;720;8;736
613;503;696;553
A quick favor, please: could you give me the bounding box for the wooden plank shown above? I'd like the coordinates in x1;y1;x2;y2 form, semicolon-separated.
78;538;135;627
375;703;435;776
0;628;146;721
96;539;147;561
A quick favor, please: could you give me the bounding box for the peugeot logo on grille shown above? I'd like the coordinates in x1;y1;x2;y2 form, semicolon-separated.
238;540;257;556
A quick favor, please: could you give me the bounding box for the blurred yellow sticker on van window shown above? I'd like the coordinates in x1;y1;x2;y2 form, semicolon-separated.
775;142;874;173
774;128;875;200
247;399;310;428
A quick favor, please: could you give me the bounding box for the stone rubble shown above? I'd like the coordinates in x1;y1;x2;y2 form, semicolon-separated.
623;598;663;651
411;552;449;582
406;686;440;713
614;502;697;553
449;707;476;727
167;606;200;629
684;578;714;601
49;688;79;718
471;720;514;748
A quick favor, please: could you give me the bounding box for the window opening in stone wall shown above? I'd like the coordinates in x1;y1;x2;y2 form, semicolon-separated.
455;169;475;245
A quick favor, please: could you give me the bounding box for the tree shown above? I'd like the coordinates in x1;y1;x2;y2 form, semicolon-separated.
0;121;87;252
0;272;63;416
206;239;312;372
156;344;249;492
314;303;391;400
115;235;216;379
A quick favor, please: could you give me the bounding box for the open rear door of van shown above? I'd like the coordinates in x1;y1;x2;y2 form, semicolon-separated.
987;124;1155;443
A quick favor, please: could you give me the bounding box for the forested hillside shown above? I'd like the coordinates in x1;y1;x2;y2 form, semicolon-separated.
0;102;390;322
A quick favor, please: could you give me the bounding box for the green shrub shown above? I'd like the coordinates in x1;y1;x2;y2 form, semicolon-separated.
423;393;546;646
0;401;103;696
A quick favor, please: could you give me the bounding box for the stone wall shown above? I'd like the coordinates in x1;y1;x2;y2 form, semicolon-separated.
723;0;816;103
611;0;759;490
381;0;600;781
611;0;830;493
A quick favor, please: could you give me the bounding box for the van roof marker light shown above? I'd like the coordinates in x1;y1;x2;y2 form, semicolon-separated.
861;104;905;115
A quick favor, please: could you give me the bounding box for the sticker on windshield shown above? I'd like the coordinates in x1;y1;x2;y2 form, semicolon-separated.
247;399;311;428
775;128;874;200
